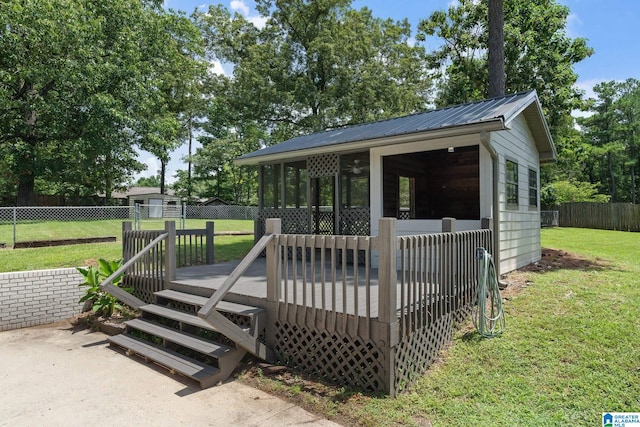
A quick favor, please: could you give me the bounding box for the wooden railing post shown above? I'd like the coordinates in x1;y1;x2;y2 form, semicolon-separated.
442;217;456;233
265;218;282;304
165;221;176;287
378;218;397;324
122;221;132;261
378;217;398;396
205;221;215;265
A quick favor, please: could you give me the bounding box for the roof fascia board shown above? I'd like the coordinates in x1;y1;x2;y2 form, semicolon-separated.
502;93;558;162
234;119;505;166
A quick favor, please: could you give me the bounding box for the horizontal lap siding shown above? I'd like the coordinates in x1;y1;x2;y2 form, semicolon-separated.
492;115;542;273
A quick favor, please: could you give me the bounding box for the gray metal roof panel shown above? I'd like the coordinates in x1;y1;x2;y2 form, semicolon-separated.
237;90;539;161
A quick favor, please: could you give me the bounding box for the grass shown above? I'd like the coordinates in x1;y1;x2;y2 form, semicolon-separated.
0;219;255;273
0;219;253;244
239;227;640;426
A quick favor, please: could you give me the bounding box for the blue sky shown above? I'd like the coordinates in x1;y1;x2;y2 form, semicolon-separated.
149;0;640;183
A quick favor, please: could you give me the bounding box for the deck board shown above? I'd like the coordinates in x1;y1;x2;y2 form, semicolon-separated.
174;258;437;318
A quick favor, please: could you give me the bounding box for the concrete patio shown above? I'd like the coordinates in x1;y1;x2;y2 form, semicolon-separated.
0;320;340;427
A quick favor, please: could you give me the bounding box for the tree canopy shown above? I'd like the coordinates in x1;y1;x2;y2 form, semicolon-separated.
419;0;593;135
5;0;638;207
0;0;203;205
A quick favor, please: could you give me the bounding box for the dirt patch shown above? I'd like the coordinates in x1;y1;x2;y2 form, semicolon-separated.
500;248;611;298
72;310;136;336
13;236;116;248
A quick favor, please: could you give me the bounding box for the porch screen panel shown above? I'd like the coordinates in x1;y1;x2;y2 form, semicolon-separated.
382;145;480;220
262;164;281;208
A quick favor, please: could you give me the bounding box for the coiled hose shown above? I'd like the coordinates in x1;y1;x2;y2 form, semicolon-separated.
472;247;505;337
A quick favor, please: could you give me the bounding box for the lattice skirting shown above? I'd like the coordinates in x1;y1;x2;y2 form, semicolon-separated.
273;321;386;393
393;313;453;394
123;275;164;304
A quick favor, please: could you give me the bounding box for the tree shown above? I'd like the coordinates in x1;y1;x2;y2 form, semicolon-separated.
419;0;593;135
579;79;640;203
0;0;203;205
541;180;610;208
487;0;505;98
135;175;162;188
195;0;431;141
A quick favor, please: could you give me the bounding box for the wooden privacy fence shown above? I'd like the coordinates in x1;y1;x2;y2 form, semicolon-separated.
121;221;215;302
559;202;640;231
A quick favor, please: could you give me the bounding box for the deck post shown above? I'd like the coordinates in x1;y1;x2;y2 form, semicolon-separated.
442;217;456;233
378;217;398;396
165;221;176;287
265;218;281;348
265;218;281;302
122;221;132;261
205;221;215;264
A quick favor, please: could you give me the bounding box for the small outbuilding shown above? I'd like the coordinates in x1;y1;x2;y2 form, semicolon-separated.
111;187;182;218
236;90;556;274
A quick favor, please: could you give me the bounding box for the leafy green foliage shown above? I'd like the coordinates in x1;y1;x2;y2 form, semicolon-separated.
419;0;593;135
0;0;204;205
77;258;131;317
578;79;640;203
541;180;610;208
189;0;431;203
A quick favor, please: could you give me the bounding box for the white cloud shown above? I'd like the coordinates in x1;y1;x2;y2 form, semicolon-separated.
247;15;268;29
230;0;250;16
574;79;601;100
565;13;583;38
134;155;160;182
209;59;227;76
229;0;267;29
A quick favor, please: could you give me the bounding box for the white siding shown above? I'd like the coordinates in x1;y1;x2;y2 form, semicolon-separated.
491;114;541;273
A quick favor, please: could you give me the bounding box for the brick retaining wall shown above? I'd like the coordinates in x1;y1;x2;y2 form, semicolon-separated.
0;268;85;331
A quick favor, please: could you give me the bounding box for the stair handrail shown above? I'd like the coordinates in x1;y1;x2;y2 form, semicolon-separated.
99;232;169;309
197;233;273;321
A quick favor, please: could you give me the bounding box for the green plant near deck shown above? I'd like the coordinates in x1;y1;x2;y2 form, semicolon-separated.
77;258;133;317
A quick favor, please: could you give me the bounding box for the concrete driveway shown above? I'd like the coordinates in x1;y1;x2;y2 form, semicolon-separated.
0;321;340;427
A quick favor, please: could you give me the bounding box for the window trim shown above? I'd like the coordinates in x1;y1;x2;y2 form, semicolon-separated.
505;159;519;208
528;167;538;208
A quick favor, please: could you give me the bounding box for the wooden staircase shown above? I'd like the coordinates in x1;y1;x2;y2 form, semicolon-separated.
108;288;266;389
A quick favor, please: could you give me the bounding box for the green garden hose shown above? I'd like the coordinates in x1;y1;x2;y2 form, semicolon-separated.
472;247;505;337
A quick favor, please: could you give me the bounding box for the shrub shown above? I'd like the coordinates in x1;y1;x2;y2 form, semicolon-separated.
77;259;132;317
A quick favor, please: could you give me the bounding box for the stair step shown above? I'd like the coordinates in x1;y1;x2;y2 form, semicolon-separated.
125;318;236;358
140;304;250;333
108;334;220;388
140;304;214;330
155;289;265;317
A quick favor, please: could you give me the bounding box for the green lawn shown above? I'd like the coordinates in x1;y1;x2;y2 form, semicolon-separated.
243;227;640;426
0;219;255;273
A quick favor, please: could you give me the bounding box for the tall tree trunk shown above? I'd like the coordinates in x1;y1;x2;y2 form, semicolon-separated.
17;175;35;206
160;160;166;195
187;115;193;200
488;0;505;98
17;100;38;206
608;153;616;202
631;165;636;204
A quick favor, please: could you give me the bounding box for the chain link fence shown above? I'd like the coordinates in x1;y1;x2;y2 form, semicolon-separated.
0;205;258;247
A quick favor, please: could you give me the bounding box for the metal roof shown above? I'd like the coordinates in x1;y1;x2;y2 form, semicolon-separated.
236;90;556;164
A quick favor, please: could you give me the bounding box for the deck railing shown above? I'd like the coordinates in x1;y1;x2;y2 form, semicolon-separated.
272;233;379;338
266;218;492;337
397;229;492;337
121;221;214;303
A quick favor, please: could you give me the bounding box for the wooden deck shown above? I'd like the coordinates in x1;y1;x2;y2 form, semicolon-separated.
173;258;404;318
